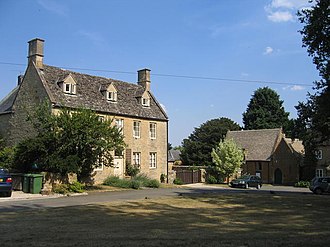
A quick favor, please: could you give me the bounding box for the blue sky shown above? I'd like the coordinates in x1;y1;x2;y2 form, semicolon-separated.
0;0;319;146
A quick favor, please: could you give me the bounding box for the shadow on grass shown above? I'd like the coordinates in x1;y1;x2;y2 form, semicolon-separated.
1;191;330;247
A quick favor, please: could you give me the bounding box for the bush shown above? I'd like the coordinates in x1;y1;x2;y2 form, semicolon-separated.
294;181;310;188
126;163;140;177
173;177;183;185
206;175;217;184
52;181;85;194
103;174;159;189
160;173;166;183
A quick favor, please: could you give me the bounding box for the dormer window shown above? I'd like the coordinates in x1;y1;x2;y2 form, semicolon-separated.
142;97;150;107
59;74;77;95
141;91;150;107
101;83;118;102
107;91;117;102
64;83;76;95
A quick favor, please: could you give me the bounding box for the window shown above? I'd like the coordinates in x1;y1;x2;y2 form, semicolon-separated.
149;122;156;139
107;91;117;102
142;97;150;107
316;169;324;177
64;83;76;95
149;152;157;168
133;152;141;167
94;156;104;171
98;116;105;122
315;150;323;160
115;119;124;134
133;121;140;138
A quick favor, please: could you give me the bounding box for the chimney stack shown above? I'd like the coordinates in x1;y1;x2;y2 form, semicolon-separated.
28;38;44;69
137;68;151;91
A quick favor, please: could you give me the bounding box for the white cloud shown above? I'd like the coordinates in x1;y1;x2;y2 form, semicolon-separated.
265;0;311;23
283;85;305;91
267;11;294;22
290;85;305;91
76;30;107;48
263;46;274;55
37;0;69;17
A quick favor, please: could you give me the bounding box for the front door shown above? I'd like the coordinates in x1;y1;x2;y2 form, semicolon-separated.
274;168;283;184
113;157;124;178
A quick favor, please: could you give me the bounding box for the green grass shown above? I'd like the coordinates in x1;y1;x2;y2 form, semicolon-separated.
1;192;330;246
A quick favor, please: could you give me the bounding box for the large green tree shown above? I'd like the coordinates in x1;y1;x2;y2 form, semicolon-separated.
181;117;241;166
295;0;330;144
14;104;125;181
243;87;290;132
294;0;329;179
211;139;244;183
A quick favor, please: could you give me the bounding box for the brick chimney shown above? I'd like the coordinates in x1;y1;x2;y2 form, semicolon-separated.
28;38;44;69
137;68;151;91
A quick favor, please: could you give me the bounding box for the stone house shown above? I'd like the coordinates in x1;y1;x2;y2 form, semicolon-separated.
314;142;330;178
0;38;168;184
226;128;304;185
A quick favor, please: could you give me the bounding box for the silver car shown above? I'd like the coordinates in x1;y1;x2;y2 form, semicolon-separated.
309;177;330;195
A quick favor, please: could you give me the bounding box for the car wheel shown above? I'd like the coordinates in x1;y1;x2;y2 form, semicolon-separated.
314;188;322;195
245;183;249;189
6;191;12;197
256;184;261;190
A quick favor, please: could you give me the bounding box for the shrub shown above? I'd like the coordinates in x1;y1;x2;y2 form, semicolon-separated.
103;175;160;189
126;163;140;177
173;177;183;185
160;173;166;183
52;181;85;194
206;175;217;184
294;181;310;188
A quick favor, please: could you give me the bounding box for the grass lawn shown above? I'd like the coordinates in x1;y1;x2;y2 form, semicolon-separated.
1;192;330;246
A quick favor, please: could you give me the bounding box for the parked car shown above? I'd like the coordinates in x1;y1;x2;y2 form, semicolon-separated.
230;175;262;189
309;177;330;195
0;168;13;197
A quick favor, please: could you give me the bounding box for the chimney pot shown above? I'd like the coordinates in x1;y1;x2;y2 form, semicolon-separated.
28;38;44;69
137;68;151;91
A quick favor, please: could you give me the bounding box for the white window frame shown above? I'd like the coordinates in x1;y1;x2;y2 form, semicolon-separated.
316;169;324;177
107;91;117;102
149;152;157;169
98;116;105;122
94;156;104;171
133;121;141;138
115;119;124;134
133;152;141;167
149;122;156;139
142;97;150;107
63;83;76;95
315;149;323;160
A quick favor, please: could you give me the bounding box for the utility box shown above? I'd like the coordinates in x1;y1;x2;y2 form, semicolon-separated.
29;174;43;194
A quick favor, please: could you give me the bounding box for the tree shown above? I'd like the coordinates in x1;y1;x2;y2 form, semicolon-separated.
0;136;15;169
181;117;241;166
243;87;290;132
294;0;329;179
211;139;244;183
295;0;330;143
14;103;126;181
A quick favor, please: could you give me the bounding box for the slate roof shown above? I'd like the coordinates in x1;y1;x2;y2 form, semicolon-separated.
168;149;181;162
0;86;19;113
38;65;167;121
226;128;282;161
284;138;305;155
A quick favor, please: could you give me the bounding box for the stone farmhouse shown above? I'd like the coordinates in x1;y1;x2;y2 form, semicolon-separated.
0;38;168;183
227;128;304;185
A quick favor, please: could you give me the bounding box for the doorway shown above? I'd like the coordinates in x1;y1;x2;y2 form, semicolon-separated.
274;168;283;184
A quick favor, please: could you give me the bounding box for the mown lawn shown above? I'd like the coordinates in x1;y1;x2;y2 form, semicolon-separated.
1;192;329;246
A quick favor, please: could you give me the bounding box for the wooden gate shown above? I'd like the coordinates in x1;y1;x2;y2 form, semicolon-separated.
175;169;201;184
